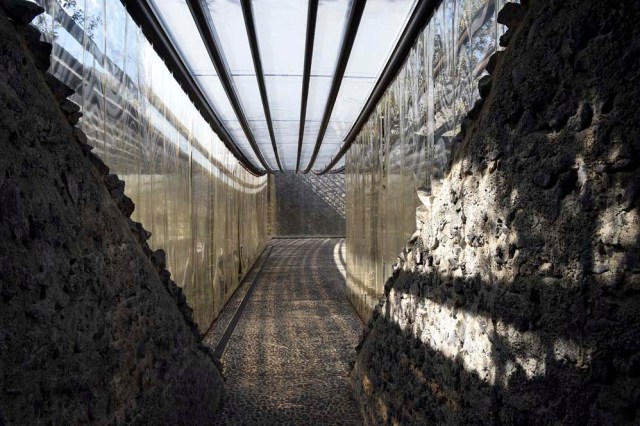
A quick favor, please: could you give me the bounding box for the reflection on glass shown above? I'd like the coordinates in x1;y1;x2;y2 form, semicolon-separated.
301;0;350;167
206;0;277;171
34;0;270;332
318;0;416;169
345;0;509;320
251;0;307;76
149;0;260;168
151;0;216;76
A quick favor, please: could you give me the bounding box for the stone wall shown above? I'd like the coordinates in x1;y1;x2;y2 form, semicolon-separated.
274;172;346;236
0;2;223;424
352;1;640;424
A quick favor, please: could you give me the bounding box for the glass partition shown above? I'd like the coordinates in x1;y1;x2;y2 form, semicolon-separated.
150;0;262;169
205;0;277;170
253;0;307;169
32;0;269;332
345;0;511;320
317;0;416;169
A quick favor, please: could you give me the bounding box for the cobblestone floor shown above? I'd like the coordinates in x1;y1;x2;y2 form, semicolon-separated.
204;238;363;425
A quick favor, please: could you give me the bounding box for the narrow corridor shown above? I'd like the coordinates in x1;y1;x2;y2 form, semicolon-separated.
205;239;363;425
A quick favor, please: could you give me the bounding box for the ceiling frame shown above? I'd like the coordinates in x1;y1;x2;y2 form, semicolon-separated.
302;0;367;174
119;0;266;176
240;0;284;172
187;0;274;173
315;0;440;175
294;0;319;173
124;0;430;176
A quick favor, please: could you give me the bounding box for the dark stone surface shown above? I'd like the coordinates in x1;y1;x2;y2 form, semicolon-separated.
31;40;51;71
104;173;135;217
87;150;110;176
66;110;82;125
44;73;74;103
499;28;514;47
274;172;346;236
485;51;503;75
128;219;152;244
497;2;524;29
478;74;493;99
0;0;44;25
0;8;224;424
353;0;640;425
151;249;167;270
60;98;80;115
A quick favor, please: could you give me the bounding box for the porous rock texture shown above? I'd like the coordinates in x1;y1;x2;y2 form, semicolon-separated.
0;4;223;425
353;0;640;424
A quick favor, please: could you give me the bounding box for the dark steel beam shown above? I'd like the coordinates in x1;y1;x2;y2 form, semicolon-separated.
301;0;366;173
187;0;274;173
240;0;283;172
316;0;440;175
119;0;265;176
295;0;318;173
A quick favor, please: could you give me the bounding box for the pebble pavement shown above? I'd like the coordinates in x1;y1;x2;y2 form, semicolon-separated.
205;238;363;425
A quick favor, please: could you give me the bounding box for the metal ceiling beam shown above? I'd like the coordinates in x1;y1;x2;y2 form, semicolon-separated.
119;0;266;176
295;0;318;173
187;0;274;173
240;0;283;172
315;0;439;175
301;0;366;174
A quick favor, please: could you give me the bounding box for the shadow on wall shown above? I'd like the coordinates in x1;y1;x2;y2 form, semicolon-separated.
352;0;640;424
0;4;224;423
355;266;640;425
275;172;346;236
300;173;346;219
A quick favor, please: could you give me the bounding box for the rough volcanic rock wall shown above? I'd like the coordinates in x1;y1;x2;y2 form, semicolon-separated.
352;1;640;424
0;3;223;424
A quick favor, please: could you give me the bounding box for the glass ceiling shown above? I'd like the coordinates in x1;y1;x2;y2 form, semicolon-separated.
149;0;417;173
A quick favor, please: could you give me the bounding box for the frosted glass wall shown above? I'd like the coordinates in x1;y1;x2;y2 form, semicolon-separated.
32;0;269;331
346;0;511;320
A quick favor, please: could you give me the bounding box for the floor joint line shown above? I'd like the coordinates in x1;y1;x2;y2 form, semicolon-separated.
212;245;274;360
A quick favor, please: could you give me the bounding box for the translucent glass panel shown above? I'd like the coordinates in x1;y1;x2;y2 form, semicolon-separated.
301;0;350;169
253;0;308;169
273;172;346;236
312;0;351;75
207;0;277;170
151;0;215;75
252;1;307;74
345;0;508;320
197;75;262;166
58;0;425;172
316;0;417;170
148;0;263;170
34;0;270;331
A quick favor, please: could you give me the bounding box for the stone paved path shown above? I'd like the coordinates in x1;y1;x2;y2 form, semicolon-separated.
205;238;363;425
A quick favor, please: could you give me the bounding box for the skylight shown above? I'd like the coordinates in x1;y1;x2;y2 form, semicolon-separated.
147;0;418;173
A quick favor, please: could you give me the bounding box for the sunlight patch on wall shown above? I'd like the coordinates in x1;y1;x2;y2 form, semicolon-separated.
387;289;590;387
